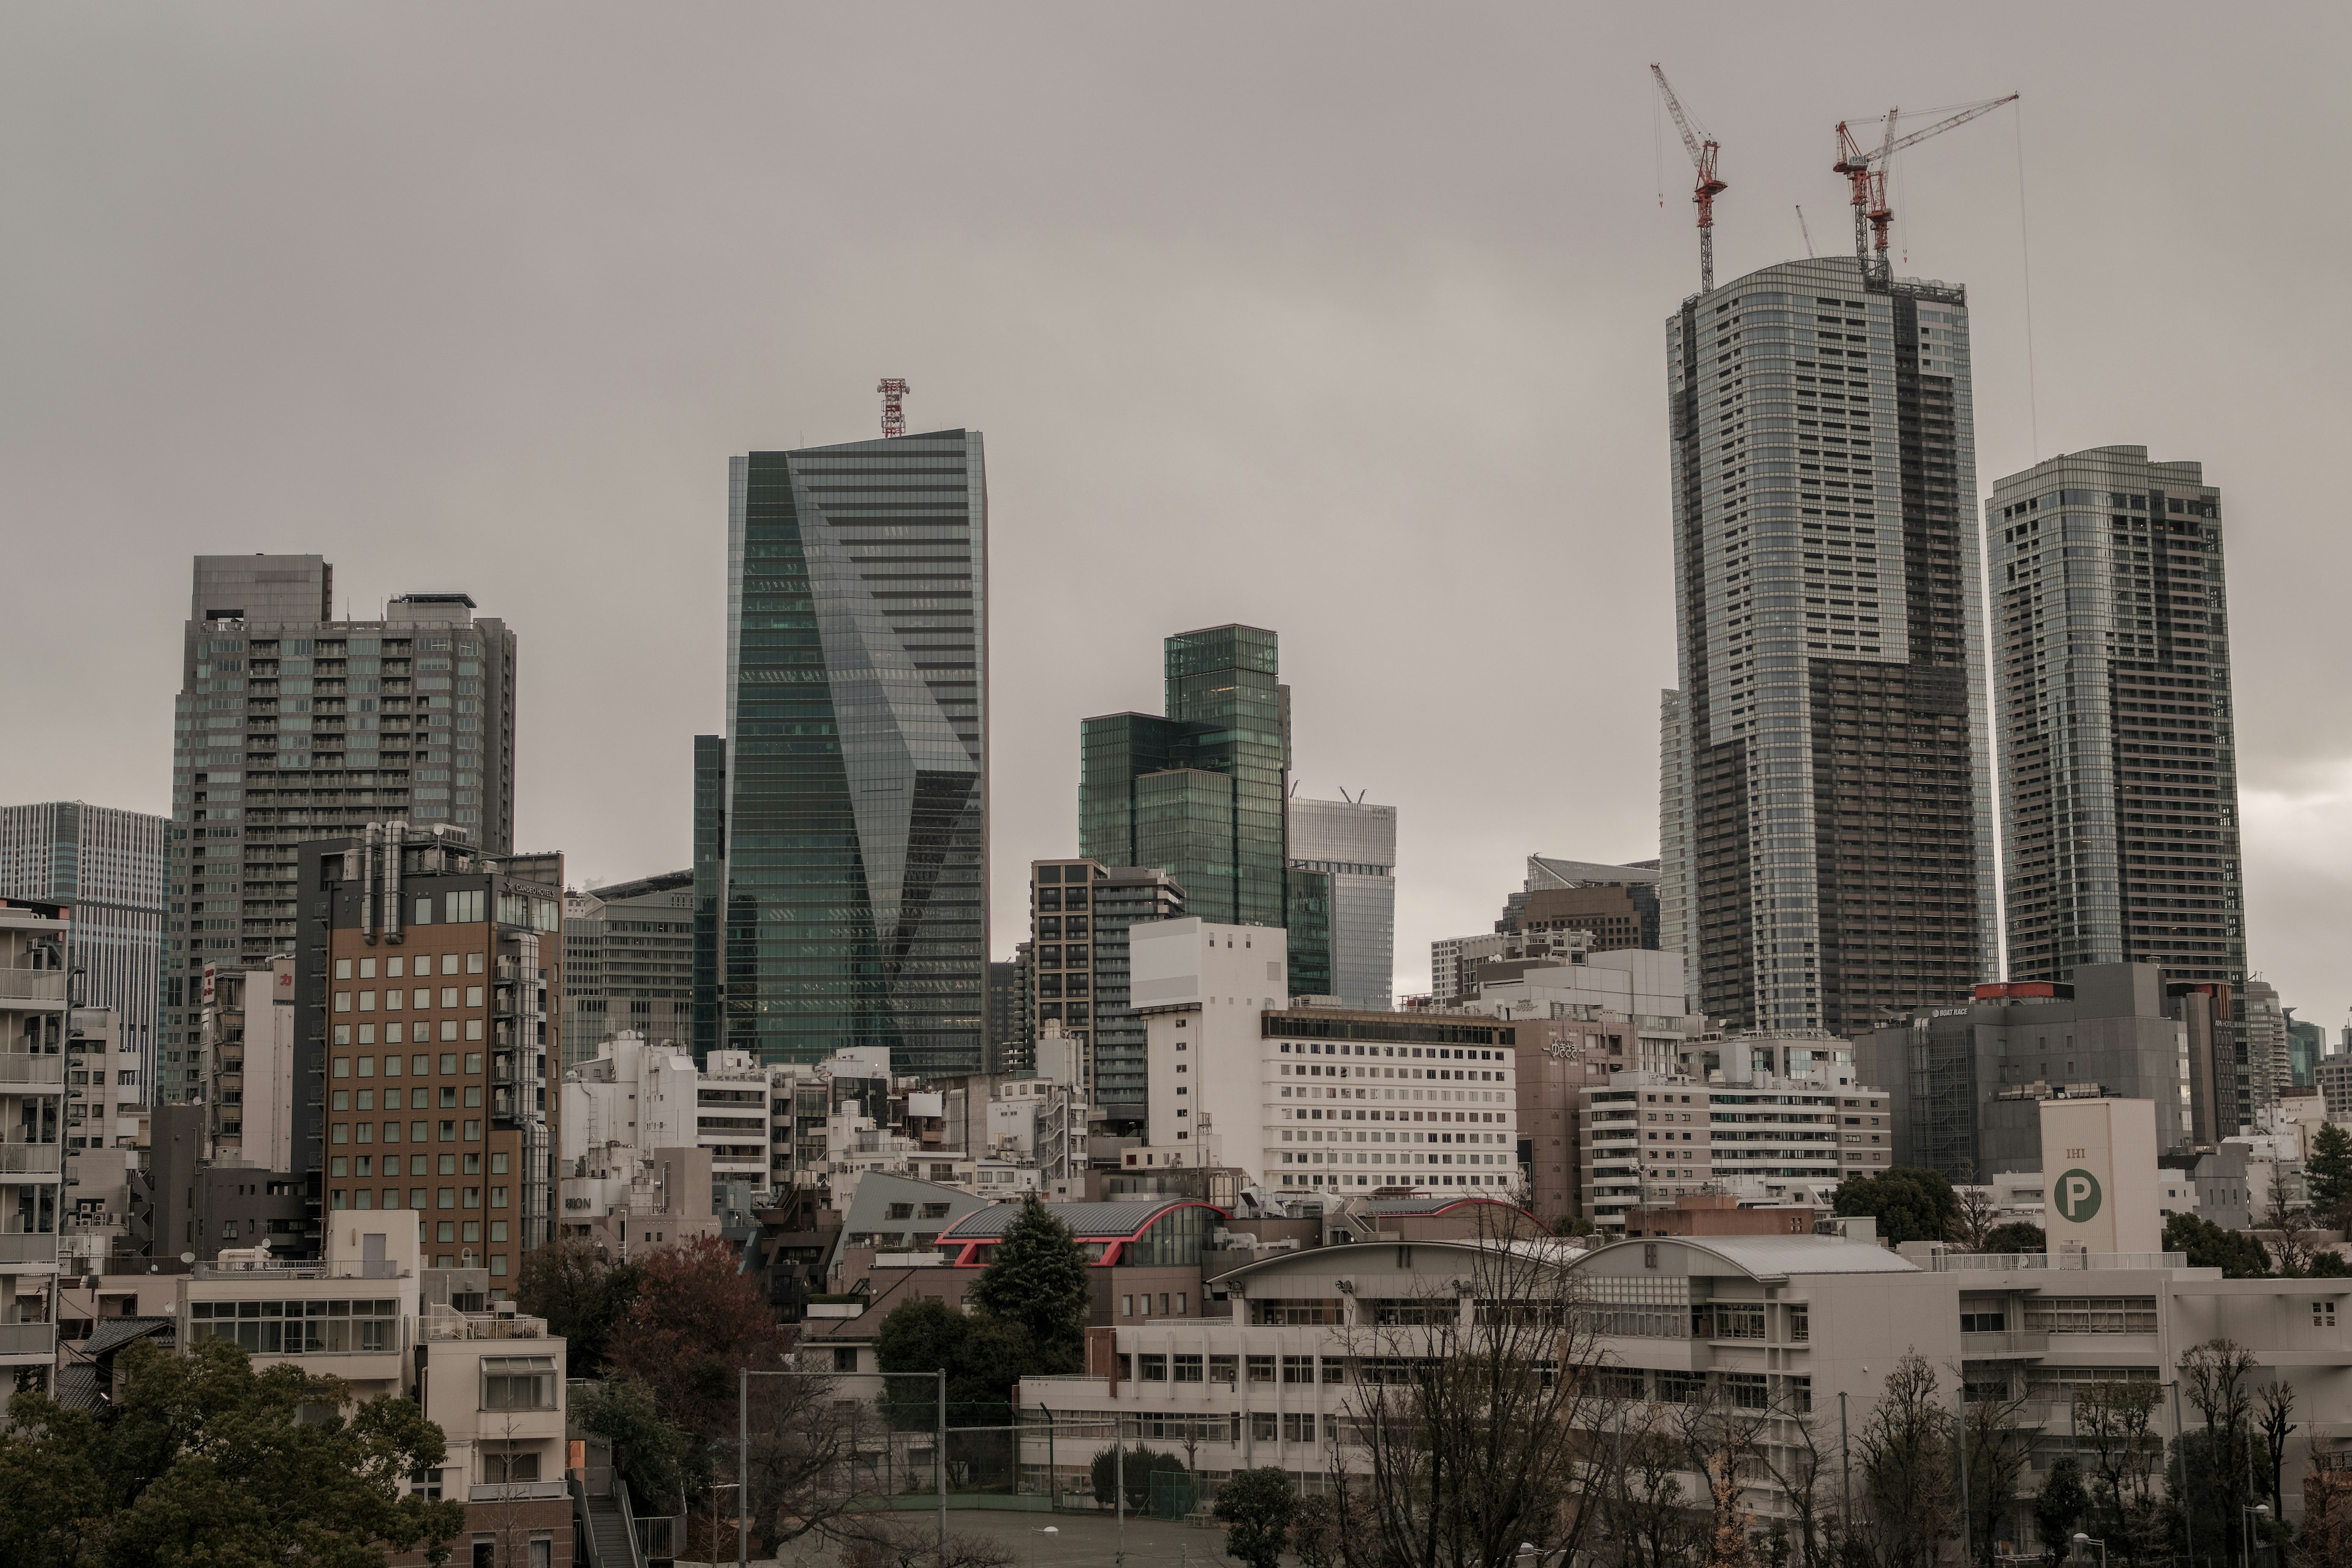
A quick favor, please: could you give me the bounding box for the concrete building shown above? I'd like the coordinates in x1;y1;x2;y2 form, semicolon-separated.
301;829;561;1284
179;1210;573;1561
61;1008;145;1272
1136;918;1518;1194
561;870;694;1072
1990;451;2245;1006
559;1142;720;1259
1025;858;1184;1128
719;431;989;1077
1657;258;1996;1039
1854;965;2196;1181
167;560;518;1107
2244;978;2288;1118
0;801;167;1100
0;897;69;1396
2286;1009;2324;1088
1578;1056;1890;1234
2318;1054;2352;1122
195;957;296;1171
1286;796;1397;1011
1501;856;1662;951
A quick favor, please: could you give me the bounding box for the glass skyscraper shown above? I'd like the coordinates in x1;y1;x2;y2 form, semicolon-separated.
1657;257;1996;1037
720;431;988;1075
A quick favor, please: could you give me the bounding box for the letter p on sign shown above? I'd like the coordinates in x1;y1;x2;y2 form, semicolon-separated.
2056;1167;2103;1224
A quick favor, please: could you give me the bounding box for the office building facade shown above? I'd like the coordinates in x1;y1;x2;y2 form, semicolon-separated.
562;870;695;1071
721;433;989;1076
165;558;517;1104
1989;450;2245;992
1657;257;1996;1038
1286;796;1397;1011
297;827;561;1283
1027;858;1184;1124
0;802;167;1099
690;734;726;1063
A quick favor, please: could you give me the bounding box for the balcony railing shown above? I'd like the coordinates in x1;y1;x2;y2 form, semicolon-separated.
0;1232;60;1264
1958;1329;2050;1359
191;1256;406;1279
0;1054;66;1087
0;1144;62;1175
0;971;70;1006
1931;1252;2188;1272
0;1321;59;1357
471;1480;569;1502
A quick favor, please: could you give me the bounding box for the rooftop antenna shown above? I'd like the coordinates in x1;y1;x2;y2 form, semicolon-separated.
877;378;910;439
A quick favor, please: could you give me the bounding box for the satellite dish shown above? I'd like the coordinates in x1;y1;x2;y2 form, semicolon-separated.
179;1251;196;1265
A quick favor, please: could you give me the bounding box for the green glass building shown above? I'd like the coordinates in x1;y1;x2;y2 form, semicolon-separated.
719;431;988;1075
1080;625;1322;978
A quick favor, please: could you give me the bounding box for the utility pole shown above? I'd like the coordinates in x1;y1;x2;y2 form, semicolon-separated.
1839;1390;1853;1530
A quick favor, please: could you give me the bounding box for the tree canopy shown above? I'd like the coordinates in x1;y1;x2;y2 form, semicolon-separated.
1213;1466;1297;1568
873;1296;1047;1426
2165;1211;2272;1278
514;1234;644;1376
1982;1220;2046;1255
963;1193;1090;1360
0;1337;463;1568
1832;1166;1961;1245
608;1235;794;1442
2310;1121;2352;1218
571;1376;699;1510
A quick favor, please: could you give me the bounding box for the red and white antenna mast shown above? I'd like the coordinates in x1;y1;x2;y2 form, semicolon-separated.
877;378;910;439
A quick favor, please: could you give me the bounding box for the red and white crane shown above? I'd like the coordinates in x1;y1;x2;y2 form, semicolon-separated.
1651;64;1727;294
1833;94;2017;284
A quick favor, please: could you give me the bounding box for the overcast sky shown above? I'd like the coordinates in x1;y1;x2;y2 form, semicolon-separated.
5;4;2349;1026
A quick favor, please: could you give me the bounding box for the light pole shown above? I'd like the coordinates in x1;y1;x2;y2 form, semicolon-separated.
1030;1523;1059;1568
2070;1532;2105;1568
709;1481;738;1566
2243;1501;2272;1567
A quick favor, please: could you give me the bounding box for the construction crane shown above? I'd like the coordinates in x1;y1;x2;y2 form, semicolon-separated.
1651;64;1727;293
1833;94;2017;284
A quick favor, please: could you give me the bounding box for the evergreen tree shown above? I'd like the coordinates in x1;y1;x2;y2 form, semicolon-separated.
966;1193;1091;1359
2310;1121;2352;1216
2164;1212;2272;1278
2031;1457;2087;1564
1831;1166;1961;1245
1213;1466;1298;1568
1983;1220;2046;1255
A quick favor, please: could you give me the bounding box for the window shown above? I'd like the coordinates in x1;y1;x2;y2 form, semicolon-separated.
1208;1354;1238;1385
1174;1354;1203;1383
1137;1354;1169;1382
1250;1297;1341;1326
833;1347;858;1372
1787;1305;1810;1342
1283;1412;1317;1442
1960;1310;2007;1334
1656;1370;1704;1404
2318;1302;2339;1328
483;1449;541;1483
1246;1355;1275;1384
2022;1297;2158;1335
482;1355;557;1410
1281;1355;1314;1384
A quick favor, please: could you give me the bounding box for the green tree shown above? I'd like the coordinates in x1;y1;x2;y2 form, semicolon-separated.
1088;1444;1184;1513
1983;1221;2046;1254
572;1376;700;1512
1833;1166;1961;1245
2165;1212;2272;1278
873;1296;1042;1425
965;1194;1091;1362
1213;1466;1298;1568
514;1234;644;1376
2309;1121;2352;1216
2032;1457;2087;1564
0;1336;463;1568
1291;1490;1347;1568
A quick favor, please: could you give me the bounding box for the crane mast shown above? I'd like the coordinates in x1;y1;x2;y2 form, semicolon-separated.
1833;94;2018;284
1651;64;1727;293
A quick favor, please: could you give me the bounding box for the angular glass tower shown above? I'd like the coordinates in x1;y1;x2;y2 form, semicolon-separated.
722;431;988;1075
1657;257;1996;1038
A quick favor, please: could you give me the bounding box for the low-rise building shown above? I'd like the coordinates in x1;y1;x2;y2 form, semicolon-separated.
0;895;70;1401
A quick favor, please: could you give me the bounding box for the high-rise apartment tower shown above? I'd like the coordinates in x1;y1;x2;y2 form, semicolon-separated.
1286;796;1397;1010
1989;450;2245;991
0;802;167;1096
1657;257;1996;1036
720;432;989;1075
166;558;516;1103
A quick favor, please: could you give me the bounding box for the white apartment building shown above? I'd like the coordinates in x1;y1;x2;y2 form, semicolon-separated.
1137;919;1519;1194
1;897;68;1400
1580;1062;1892;1233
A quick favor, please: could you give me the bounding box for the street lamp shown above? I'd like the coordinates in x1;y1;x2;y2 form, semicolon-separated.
2071;1532;2105;1568
2244;1501;2272;1567
1031;1523;1060;1568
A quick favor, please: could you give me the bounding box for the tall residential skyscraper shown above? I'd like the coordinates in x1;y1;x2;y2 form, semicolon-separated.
1657;257;1996;1036
562;870;695;1069
1026;858;1184;1124
720;431;989;1075
1989;450;2245;986
690;733;727;1065
1286;795;1397;1010
0;801;167;1094
1081;625;1292;929
165;559;517;1103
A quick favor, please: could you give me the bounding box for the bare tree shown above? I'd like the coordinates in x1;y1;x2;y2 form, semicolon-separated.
1596;1415;1702;1568
2073;1379;2165;1565
734;1368;898;1560
1853;1353;1955;1568
2300;1459;2352;1566
1668;1382;1787;1567
1949;1163;2002;1253
2260;1379;2299;1520
1959;1376;2035;1567
837;1515;1019;1568
1749;1407;1843;1568
1330;1219;1621;1568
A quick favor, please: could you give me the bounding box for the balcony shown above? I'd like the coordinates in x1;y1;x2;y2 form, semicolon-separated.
0;1321;59;1359
470;1480;568;1502
0;1232;59;1265
192;1256;407;1280
0;971;69;1007
0;1144;62;1175
1959;1329;2049;1359
0;1054;66;1087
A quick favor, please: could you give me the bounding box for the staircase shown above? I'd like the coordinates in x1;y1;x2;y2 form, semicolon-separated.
584;1488;635;1567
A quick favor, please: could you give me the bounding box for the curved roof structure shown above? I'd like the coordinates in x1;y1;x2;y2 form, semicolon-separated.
933;1198;1227;1267
1572;1234;1919;1283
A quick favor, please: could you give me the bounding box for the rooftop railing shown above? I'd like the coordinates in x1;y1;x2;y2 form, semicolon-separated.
1931;1251;2188;1272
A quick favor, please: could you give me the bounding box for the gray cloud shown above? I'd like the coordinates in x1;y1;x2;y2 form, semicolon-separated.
2;3;2347;1022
